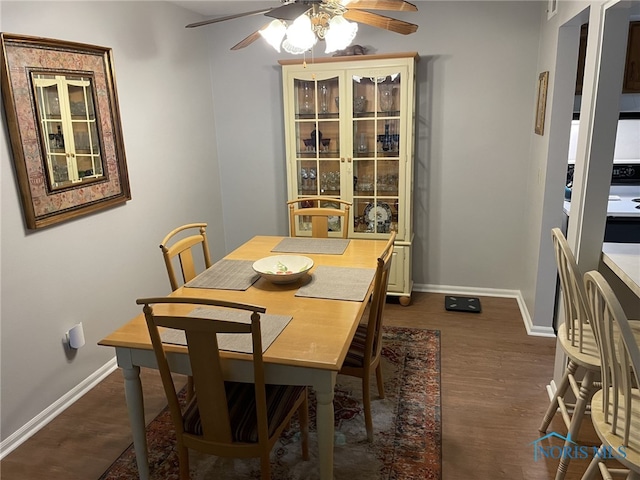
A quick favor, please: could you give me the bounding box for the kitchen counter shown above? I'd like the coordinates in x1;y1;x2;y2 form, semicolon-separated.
602;242;640;298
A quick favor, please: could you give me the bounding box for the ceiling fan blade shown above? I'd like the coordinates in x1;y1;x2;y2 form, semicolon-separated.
341;0;418;12
343;9;418;34
265;2;313;21
230;29;265;50
186;8;273;29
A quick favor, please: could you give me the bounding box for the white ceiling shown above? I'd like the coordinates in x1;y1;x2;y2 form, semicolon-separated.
170;0;429;19
169;0;292;17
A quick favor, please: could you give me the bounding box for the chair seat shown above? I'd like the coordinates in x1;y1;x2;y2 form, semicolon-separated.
557;318;601;370
558;319;640;371
183;382;306;443
590;388;640;471
343;323;369;368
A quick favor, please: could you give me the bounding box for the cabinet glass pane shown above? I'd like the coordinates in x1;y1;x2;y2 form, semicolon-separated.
353;197;398;234
353;159;374;196
294;77;339;118
297;160;318;195
377;119;400;156
319;160;341;196
353;119;374;157
351;73;402;116
293;76;341;202
296;159;342;196
377;160;399;196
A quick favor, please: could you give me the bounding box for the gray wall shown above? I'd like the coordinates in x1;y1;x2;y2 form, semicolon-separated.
206;1;542;292
1;1;225;443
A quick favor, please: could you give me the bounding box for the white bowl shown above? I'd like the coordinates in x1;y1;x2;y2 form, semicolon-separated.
252;255;313;284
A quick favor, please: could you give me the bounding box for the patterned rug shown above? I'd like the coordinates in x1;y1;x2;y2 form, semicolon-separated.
99;326;441;480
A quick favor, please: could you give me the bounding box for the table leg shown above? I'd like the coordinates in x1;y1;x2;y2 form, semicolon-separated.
122;366;149;480
314;372;336;480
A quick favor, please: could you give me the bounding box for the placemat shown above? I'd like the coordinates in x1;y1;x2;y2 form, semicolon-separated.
271;237;350;255
295;265;376;302
184;259;259;291
160;307;292;354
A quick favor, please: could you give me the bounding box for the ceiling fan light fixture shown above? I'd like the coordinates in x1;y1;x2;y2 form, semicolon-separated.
282;14;317;54
324;15;358;53
259;19;287;52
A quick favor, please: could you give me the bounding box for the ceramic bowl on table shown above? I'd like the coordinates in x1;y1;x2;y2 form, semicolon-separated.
252;255;313;284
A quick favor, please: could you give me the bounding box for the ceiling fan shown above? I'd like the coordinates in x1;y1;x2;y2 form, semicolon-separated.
185;0;418;53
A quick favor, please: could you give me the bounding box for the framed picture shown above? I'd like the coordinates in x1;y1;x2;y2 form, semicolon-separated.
535;71;549;136
1;33;130;229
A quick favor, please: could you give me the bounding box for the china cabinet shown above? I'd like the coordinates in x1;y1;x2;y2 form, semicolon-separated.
279;52;418;305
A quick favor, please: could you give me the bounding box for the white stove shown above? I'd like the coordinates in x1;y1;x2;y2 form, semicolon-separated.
608;185;640;217
564;163;640;243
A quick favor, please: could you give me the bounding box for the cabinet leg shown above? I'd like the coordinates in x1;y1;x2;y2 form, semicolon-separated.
399;295;411;306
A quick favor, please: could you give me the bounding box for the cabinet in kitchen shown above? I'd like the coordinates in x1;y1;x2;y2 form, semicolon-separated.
576;21;640;94
623;21;640;93
279;53;418;305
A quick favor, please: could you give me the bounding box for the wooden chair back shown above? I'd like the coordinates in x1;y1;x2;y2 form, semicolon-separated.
551;227;593;354
584;271;640;448
160;223;212;291
287;197;351;239
364;230;396;369
339;230;396;442
138;296;309;479
139;297;268;450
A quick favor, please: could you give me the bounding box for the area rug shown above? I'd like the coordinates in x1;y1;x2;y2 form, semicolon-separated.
99;326;441;480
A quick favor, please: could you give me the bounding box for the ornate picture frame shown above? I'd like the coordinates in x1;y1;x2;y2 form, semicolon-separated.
535;71;549;136
1;33;130;229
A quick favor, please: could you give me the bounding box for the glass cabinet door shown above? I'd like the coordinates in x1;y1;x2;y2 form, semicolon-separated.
32;73;104;190
291;74;345;236
351;72;402;235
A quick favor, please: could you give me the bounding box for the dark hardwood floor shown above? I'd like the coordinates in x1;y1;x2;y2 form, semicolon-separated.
0;292;601;479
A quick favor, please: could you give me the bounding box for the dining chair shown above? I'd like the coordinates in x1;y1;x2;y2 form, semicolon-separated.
339;230;396;442
539;228;601;480
160;223;212;292
581;270;640;480
287;196;352;239
159;223;213;401
138;296;309;480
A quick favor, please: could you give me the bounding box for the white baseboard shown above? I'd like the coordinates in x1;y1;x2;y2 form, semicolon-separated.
0;357;118;459
413;283;556;338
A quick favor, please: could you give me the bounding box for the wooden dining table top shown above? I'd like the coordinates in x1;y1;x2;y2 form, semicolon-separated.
99;235;389;371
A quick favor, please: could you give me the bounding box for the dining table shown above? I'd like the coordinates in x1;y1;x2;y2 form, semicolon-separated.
98;235;389;480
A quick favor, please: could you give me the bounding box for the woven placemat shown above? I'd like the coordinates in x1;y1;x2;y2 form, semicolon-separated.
160;307;292;354
295;265;375;302
271;237;350;255
184;259;259;291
